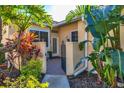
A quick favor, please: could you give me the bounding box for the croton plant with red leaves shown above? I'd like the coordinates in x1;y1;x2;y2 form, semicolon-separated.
6;31;42;65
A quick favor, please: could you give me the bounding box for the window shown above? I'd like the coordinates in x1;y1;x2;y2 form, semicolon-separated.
39;32;48;47
30;30;49;47
53;38;57;53
71;31;78;42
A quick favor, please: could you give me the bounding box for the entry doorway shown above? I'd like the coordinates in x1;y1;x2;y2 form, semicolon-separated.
52;34;59;57
61;41;66;73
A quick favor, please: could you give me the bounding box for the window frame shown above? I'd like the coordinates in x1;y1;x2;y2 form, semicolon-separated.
29;28;50;49
70;30;78;42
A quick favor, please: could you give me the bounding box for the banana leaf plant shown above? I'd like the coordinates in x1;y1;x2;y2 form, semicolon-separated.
85;6;124;86
66;5;124;87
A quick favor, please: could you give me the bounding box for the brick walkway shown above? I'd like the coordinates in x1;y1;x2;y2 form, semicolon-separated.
46;58;65;75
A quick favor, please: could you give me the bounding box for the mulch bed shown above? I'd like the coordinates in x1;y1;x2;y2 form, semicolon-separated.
68;71;108;88
0;67;20;86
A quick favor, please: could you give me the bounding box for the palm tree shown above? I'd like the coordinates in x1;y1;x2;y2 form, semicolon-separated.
66;6;85;22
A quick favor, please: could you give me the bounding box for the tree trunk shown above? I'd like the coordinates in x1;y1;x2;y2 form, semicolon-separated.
0;17;2;43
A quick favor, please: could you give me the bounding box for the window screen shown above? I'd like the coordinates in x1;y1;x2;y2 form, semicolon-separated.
71;31;78;42
30;30;49;47
40;32;48;47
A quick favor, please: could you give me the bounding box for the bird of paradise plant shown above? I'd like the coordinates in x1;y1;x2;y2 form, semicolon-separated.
66;5;124;87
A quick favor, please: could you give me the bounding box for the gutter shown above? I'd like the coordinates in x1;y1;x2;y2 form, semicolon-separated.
73;57;88;77
73;18;88;77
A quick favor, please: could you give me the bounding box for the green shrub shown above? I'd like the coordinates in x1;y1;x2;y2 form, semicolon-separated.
0;43;5;64
2;75;48;88
0;59;48;88
21;59;42;79
26;75;49;88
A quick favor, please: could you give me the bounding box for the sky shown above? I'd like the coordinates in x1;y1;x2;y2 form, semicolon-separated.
44;5;76;22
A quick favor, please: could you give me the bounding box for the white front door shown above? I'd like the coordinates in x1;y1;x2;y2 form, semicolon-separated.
52;34;59;56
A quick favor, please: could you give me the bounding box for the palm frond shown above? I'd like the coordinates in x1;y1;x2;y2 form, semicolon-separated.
0;5;53;31
66;5;85;22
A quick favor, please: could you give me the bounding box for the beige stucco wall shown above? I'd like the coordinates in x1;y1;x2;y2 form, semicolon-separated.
58;22;78;55
33;42;47;73
57;20;90;75
57;20;86;56
73;42;84;68
66;42;74;75
77;20;86;42
2;25;16;45
57;20;86;46
66;42;84;75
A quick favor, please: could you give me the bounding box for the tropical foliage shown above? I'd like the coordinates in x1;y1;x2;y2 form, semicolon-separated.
0;5;51;88
0;5;52;71
66;5;124;87
5;31;41;71
0;5;53;53
21;59;42;79
0;59;48;88
2;75;48;88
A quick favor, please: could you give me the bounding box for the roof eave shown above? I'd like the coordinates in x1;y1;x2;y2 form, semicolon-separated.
53;17;82;28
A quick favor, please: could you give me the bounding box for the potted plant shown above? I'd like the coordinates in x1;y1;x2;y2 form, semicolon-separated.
47;51;52;59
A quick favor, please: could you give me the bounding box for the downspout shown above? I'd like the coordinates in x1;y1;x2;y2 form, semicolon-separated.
73;17;88;77
84;22;88;69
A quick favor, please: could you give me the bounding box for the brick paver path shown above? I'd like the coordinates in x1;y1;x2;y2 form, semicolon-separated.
46;58;65;75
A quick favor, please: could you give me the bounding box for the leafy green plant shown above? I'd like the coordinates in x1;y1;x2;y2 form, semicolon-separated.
0;59;48;88
0;5;52;53
21;59;42;79
6;32;41;71
79;40;91;51
66;5;124;87
2;75;48;88
1;59;48;88
26;75;48;88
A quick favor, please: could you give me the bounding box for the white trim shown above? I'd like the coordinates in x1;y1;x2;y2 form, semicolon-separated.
84;31;88;57
70;29;78;42
84;18;88;70
52;33;59;56
73;18;88;76
29;28;50;50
